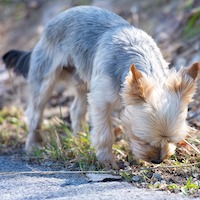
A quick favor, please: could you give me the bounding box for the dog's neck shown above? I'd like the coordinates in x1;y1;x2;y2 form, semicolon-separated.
121;52;169;86
121;56;169;86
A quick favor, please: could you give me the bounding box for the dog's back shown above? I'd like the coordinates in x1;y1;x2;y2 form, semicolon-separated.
41;6;168;83
4;6;168;85
33;6;129;81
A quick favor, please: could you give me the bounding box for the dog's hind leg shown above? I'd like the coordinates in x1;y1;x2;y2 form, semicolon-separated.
25;76;56;154
25;43;63;154
59;68;88;134
70;84;87;134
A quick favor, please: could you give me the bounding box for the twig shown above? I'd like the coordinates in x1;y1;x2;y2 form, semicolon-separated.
183;139;200;155
138;162;200;171
187;133;200;144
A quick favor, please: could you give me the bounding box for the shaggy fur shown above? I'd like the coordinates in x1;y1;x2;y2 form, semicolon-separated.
2;6;199;169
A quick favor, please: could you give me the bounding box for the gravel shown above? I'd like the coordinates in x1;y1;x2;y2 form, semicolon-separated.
0;155;194;200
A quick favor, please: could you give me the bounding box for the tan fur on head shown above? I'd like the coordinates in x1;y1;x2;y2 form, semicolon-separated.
166;62;200;105
121;62;200;164
124;64;155;105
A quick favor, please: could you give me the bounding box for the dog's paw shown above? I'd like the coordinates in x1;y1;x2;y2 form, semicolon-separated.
101;159;119;170
25;133;44;154
96;149;119;170
25;141;43;155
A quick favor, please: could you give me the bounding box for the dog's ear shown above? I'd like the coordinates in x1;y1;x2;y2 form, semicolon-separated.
171;62;200;104
130;64;143;85
123;64;154;104
187;62;200;80
181;62;200;104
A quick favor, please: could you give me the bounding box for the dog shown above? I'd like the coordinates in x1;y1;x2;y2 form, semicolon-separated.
2;6;199;169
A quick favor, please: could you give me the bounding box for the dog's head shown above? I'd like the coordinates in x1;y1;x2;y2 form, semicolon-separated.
121;62;200;164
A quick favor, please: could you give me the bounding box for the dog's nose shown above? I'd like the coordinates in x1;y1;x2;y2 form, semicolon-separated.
151;159;162;164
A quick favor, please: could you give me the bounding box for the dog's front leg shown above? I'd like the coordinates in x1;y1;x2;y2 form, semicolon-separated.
89;93;118;169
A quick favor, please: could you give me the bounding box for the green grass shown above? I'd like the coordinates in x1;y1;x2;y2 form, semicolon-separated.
30;120;101;171
167;177;200;195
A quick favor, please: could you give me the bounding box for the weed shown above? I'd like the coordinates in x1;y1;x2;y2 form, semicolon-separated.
184;6;200;38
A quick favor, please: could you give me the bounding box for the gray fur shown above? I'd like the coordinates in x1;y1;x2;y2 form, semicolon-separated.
28;6;168;91
37;6;130;82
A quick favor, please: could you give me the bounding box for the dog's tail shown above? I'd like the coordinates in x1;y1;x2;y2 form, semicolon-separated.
2;50;31;78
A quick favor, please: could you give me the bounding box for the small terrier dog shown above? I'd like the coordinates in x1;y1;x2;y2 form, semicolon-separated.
3;6;199;169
